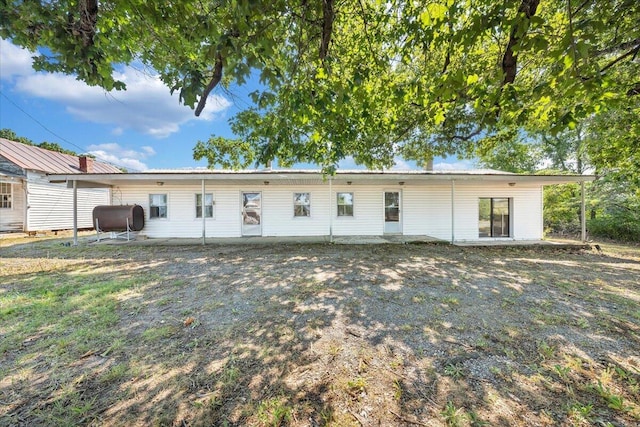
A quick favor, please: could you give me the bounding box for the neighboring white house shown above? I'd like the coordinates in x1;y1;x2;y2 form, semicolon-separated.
47;169;594;242
0;138;121;233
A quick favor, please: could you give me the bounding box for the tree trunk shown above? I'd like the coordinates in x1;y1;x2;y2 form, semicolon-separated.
320;0;335;60
78;0;98;48
502;0;541;85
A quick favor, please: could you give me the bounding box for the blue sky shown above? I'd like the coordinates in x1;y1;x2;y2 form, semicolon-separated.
0;39;472;172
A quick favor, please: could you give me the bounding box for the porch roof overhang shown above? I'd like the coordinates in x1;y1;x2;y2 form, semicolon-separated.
47;169;595;188
0;172;25;184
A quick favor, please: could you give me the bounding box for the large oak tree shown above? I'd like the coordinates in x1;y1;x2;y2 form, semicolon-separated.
1;0;638;170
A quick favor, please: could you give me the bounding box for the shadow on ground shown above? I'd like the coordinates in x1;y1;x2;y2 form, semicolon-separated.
1;239;639;426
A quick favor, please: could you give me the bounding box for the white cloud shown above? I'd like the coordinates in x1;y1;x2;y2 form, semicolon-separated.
0;39;34;79
87;142;156;171
141;146;156;156
390;157;416;170
433;160;475;171
1;39;232;138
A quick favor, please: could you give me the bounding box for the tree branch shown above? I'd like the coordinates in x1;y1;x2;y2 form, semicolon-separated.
627;82;640;96
501;0;540;85
600;42;640;74
572;0;592;16
320;0;335;60
77;0;98;48
357;0;375;58
195;52;223;117
595;38;640;57
451;127;483;142
567;0;578;75
442;49;451;74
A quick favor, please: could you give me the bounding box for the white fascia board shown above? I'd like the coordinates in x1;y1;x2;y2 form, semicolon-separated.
47;171;595;187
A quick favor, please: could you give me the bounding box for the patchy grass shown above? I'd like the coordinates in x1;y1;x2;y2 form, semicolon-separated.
0;237;639;426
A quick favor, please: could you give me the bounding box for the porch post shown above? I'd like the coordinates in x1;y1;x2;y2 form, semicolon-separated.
72;179;78;246
451;179;455;244
581;180;586;242
202;179;206;245
329;176;333;243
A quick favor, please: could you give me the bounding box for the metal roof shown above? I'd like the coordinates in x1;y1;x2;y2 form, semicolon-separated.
0;138;122;174
49;169;595;188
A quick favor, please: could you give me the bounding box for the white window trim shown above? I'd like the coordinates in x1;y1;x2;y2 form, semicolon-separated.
195;193;215;220
149;193;168;220
383;189;402;224
336;192;355;218
478;197;512;238
293;192;311;219
0;182;12;210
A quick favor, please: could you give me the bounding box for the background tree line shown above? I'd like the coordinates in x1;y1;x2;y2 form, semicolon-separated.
475;98;640;241
0;128;79;156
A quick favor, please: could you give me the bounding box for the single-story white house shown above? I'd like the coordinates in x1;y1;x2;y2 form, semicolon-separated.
47;168;594;244
0;138;121;233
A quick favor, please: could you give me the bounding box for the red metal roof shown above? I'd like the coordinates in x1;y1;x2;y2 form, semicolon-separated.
0;138;122;174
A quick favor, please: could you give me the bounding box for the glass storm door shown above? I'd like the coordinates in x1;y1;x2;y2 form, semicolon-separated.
384;191;402;234
242;192;262;236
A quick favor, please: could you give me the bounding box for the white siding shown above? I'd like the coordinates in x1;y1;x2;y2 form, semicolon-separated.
331;185;384;236
452;182;543;241
25;172;111;231
117;183;333;238
113;180;544;240
0;181;25;232
117;183;243;238
403;185;453;239
262;187;329;236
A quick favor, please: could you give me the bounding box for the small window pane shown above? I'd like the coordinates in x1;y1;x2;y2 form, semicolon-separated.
0;183;11;209
478;198;491;237
294;193;311;217
492;198;510;237
150;194;167;219
196;193;214;218
337;192;354;217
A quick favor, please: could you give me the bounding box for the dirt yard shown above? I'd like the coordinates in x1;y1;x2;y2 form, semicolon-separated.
1;235;639;426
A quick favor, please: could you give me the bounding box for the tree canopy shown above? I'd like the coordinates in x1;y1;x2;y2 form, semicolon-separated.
1;0;638;170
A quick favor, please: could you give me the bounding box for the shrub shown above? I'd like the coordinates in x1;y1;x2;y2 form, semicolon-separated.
588;214;640;242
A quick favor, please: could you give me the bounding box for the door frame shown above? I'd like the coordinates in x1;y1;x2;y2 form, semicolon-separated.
241;191;262;236
383;190;402;234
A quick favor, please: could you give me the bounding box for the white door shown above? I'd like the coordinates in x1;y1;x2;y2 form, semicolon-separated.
384;191;402;234
242;192;262;236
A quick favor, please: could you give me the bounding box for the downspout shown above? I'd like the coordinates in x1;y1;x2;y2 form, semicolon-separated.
450;179;455;244
329;176;333;243
581;180;586;242
73;179;78;246
202;179;206;246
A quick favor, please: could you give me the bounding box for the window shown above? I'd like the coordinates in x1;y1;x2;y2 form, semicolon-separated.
337;192;354;217
479;198;510;237
293;192;310;217
0;183;11;209
196;193;214;218
149;194;167;219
